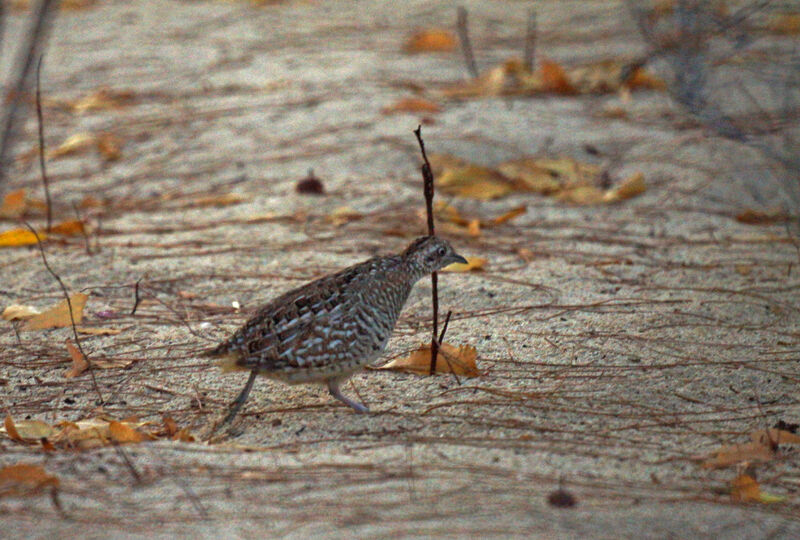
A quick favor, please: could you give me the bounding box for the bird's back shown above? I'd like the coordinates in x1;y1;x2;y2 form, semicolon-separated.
207;254;413;382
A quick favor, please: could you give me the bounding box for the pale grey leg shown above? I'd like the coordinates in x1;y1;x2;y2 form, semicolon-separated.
326;377;369;413
218;370;258;428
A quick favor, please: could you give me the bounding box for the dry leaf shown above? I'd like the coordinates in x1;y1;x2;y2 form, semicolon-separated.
750;428;800;446
0;464;59;497
48;132;96;159
328;206;363;226
498;159;561;194
427;153;469;176
769;13;800;35
185;193;249;208
0;189;27;219
404;29;456;53
442;256;486;272
96;133;122;161
731;474;786;503
22;293;88;331
702;441;775;469
0;228;45;247
76;326;122;336
49;220;85;236
379;342;479;376
557;186;606;205
2;416;55;442
108;421;147;443
2;304;41;321
491;206;527;225
70;87;134;113
438;165;514;200
625;66;666;90
381;97;441;115
735;264;753;276
539;59;575;94
735;209;788;225
603;172;646;203
64;339;88;378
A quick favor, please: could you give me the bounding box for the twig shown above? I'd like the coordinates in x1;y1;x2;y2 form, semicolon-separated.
0;0;58;187
413;126;440;376
36;54;52;232
435;310;462;386
111;440;143;485
23;221;105;405
131;277;143;315
456;6;479;79
71;201;92;255
523;9;537;72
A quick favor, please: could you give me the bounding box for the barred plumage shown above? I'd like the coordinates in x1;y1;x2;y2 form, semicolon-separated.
206;236;466;424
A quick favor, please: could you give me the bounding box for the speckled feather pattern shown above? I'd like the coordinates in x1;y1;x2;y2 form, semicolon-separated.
207;238;453;384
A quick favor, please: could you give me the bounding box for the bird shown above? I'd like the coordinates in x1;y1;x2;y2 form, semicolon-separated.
205;235;467;428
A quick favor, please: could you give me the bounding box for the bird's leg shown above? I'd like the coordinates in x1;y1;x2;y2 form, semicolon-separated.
216;370;258;430
326;377;369;413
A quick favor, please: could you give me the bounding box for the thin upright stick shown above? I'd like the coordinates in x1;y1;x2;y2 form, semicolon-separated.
36;55;53;232
413;126;440;376
456;6;479;79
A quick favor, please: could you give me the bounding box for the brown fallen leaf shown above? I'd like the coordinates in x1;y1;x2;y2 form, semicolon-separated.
750;428;800;446
735;208;788;225
603;172;646;203
539;59;576;94
403;29;456;53
735;264;753;277
769;13;800;35
442;256;486;272
49;220;85;236
0;228;46;247
491;206;527;225
4;415;22;442
0;464;59;497
381;97;441;115
96;133;122;161
184;193;249;208
437;165;514;200
2;304;41;321
0;189;27;219
379;342;479;377
64;339;88;378
108;420;147;443
731;474;786;503
702;440;776;469
48;132;96;159
556;186;606;205
22;293;88;331
498;158;562;194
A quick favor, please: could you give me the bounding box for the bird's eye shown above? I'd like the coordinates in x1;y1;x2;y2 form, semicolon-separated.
437;247;446;256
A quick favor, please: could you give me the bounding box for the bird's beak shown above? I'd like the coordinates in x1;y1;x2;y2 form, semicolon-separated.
447;252;468;265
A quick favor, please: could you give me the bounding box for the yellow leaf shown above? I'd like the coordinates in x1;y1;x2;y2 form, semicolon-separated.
491;206;527;225
442;256;486;272
50;220;85;236
0;228;45;247
2;304;41;321
2;416;54;442
70;87;134;113
76;326;121;336
64;339;88;378
438;165;514;200
186;193;249;208
0;189;27;219
731;474;786;504
427;153;469;176
328;206;363;226
404;29;456;54
498;159;561;194
557;186;606;205
467;219;481;237
379;342;479;377
108;421;147;443
0;464;59;496
48;132;96;159
22;293;88;331
534;157;601;188
381;97;441;115
702;441;776;469
603;172;646;203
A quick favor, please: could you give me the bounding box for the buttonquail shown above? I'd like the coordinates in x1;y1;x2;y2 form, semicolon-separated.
205;236;466;426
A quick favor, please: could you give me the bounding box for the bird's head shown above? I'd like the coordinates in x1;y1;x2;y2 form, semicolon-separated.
402;236;467;275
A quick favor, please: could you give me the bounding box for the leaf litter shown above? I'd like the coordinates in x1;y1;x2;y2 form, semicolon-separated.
378;342;480;377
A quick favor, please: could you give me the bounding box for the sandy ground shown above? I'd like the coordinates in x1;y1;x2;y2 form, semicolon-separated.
1;1;799;538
